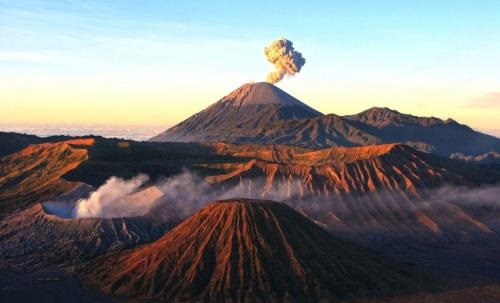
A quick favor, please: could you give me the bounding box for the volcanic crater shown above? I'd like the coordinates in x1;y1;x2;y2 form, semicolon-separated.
0;183;180;270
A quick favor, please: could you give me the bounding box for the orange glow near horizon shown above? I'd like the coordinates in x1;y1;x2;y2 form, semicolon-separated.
1;1;499;137
2;79;499;137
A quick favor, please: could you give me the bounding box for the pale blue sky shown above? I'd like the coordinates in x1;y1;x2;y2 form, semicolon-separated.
1;0;499;134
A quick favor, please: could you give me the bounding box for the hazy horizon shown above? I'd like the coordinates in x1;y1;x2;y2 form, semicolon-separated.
1;1;499;132
0;122;167;141
1;121;499;141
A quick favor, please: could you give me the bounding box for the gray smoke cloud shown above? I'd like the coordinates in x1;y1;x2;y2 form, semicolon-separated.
264;38;306;84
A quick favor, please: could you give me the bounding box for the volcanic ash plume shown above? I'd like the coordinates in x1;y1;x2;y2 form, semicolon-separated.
264;38;306;84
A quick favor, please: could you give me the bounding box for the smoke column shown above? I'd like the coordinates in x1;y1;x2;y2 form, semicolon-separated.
264;38;306;84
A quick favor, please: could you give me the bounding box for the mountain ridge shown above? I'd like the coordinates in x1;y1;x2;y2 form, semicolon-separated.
344;107;464;128
150;83;500;157
1;137;499;293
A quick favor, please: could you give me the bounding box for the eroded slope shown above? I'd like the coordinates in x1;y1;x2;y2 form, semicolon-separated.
81;199;433;302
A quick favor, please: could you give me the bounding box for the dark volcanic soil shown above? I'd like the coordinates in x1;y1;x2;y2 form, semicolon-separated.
0;267;121;303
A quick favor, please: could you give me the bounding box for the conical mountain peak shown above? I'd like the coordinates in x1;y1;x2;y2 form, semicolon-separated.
219;82;315;108
149;82;322;142
81;198;430;302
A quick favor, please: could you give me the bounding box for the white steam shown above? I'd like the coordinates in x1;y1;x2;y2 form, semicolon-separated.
73;174;151;218
69;171;212;219
264;38;305;84
66;170;500;234
156;170;212;218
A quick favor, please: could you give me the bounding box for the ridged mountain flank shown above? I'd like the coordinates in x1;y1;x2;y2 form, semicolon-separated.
0;138;94;215
344;107;458;128
81;199;432;302
149;82;323;142
344;107;500;156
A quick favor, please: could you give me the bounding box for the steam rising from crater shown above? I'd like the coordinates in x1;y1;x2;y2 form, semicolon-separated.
264;38;305;84
69;171;212;219
73;174;151;218
65;170;500;225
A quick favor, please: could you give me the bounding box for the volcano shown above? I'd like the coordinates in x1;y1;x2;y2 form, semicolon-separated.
149;82;323;142
0;184;179;270
81;199;432;302
149;84;500;157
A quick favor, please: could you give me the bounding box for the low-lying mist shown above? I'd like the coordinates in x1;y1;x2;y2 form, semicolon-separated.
48;170;500;228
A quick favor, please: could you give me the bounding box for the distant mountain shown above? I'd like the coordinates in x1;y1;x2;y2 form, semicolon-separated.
150;84;500;157
81;199;432;302
344;107;457;128
344;107;500;156
150;82;322;142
